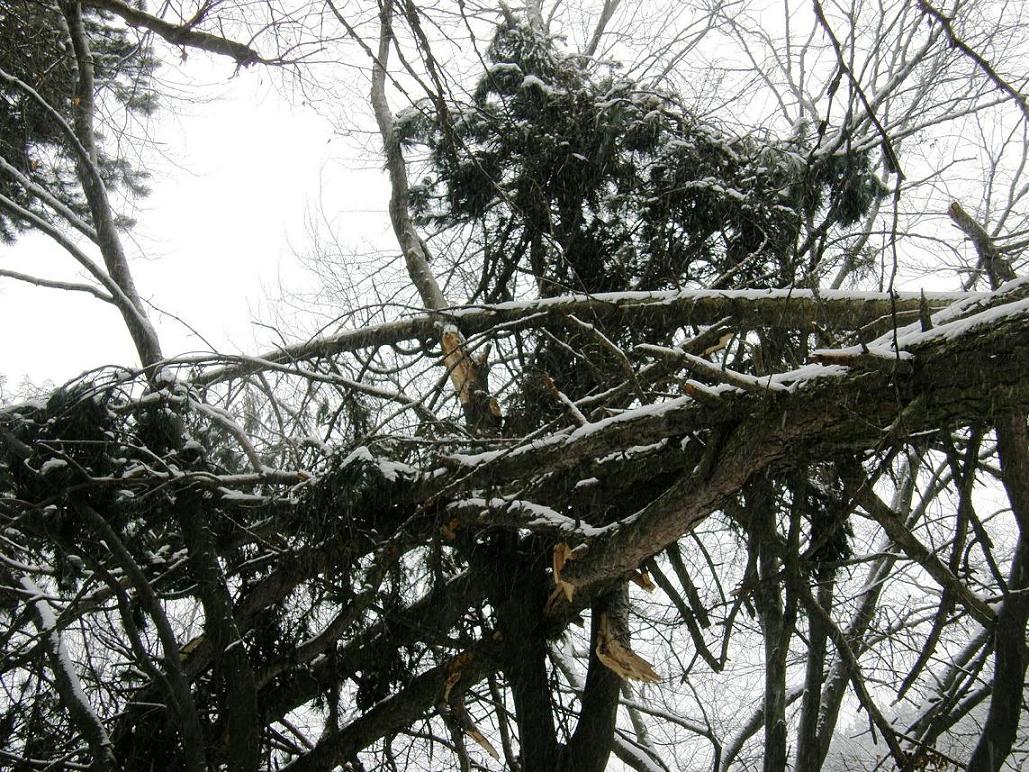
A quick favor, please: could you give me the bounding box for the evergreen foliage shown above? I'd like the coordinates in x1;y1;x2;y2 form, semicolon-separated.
0;0;157;241
401;16;886;303
399;17;887;434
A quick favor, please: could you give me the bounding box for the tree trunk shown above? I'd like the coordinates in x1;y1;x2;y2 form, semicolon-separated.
795;577;833;772
488;542;561;771
967;415;1029;772
563;585;628;772
748;475;790;772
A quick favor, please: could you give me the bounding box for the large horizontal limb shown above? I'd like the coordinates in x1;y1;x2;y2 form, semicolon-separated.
84;0;263;65
193;288;979;385
394;284;1029;499
552;293;1029;608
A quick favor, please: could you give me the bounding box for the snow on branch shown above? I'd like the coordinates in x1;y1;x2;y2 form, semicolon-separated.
194;287;981;385
17;576;119;770
84;0;263;65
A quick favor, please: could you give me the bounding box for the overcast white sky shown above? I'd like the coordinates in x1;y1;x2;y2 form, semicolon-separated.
0;56;393;393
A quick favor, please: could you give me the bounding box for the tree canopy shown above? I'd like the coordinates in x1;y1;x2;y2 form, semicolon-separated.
404;14;883;300
1;1;1029;771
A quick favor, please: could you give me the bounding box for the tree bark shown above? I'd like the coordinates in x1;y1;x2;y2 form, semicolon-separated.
967;415;1029;772
563;585;629;772
61;0;163;370
16;575;121;772
366;0;498;434
748;475;790;772
947;202;1028;772
795;577;833;772
488;541;561;771
177;496;260;772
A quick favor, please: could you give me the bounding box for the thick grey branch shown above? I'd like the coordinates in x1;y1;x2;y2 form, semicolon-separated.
83;0;262;65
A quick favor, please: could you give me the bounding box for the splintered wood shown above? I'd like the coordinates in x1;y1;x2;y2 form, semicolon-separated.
595;613;660;683
440;327;502;427
443;651;473;701
465;724;501;761
442;651;501;760
552;542;578;602
631;569;656;592
441;328;480;408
